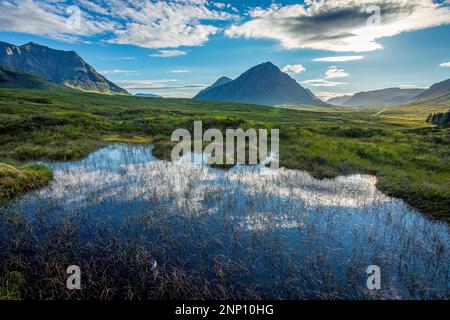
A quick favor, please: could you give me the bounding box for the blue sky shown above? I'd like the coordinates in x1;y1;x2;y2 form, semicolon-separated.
0;0;450;100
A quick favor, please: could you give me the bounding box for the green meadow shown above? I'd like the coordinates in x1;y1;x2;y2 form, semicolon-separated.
0;88;449;220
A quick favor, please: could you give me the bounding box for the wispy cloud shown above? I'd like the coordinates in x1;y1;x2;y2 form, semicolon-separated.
281;64;306;75
213;2;238;13
2;0;449;55
0;0;237;48
170;69;191;73
100;56;136;61
314;56;364;62
226;1;450;52
302;79;348;87
315;91;355;101
148;91;197;98
325;66;349;79
0;0;115;42
115;79;206;90
107;1;237;49
99;69;138;75
149;50;187;58
440;62;450;68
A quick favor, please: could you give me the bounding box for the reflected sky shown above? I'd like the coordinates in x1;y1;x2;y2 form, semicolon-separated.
5;143;449;299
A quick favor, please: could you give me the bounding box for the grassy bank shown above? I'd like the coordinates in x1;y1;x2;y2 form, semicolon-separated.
0;88;448;220
0;163;52;206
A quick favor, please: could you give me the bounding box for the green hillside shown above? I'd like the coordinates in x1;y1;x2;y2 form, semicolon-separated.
0;65;55;89
0;88;448;220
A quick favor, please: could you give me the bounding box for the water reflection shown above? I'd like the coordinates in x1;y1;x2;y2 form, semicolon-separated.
2;144;449;299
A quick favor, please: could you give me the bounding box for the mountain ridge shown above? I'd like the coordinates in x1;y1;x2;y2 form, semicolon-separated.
327;95;353;106
196;76;233;97
0;41;128;94
413;78;450;102
340;87;425;107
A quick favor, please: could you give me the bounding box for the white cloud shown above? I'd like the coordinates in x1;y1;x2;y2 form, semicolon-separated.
225;0;450;52
212;2;239;13
0;0;237;48
151;91;196;98
115;79;207;90
314;56;364;62
400;84;418;88
0;0;115;42
4;0;449;52
325;66;349;79
100;56;136;61
149;50;188;58
440;62;450;67
112;22;219;49
102;0;236;48
302;79;348;87
315;91;355;101
170;70;191;73
99;69;138;75
281;64;306;74
213;2;226;9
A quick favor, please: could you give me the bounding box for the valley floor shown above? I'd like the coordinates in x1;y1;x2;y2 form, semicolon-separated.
0;88;449;220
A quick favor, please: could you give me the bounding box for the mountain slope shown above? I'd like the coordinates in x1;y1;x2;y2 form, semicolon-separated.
327;95;352;106
413;78;450;102
341;88;425;107
0;65;56;89
0;41;128;94
194;62;327;106
195;76;233;97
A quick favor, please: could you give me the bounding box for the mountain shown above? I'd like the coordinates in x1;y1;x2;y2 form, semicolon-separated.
135;93;162;98
209;76;233;88
327;95;352;106
0;41;128;94
413;78;450;102
196;76;233;97
0;65;55;89
341;88;425;107
194;62;327;106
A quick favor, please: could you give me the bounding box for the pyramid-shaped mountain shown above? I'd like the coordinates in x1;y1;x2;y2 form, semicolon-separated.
194;62;326;106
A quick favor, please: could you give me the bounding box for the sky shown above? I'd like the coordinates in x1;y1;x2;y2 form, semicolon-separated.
0;0;450;100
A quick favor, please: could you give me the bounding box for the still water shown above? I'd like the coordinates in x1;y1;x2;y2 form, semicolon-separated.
2;144;449;299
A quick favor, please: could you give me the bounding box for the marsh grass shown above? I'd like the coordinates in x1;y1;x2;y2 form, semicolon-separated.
0;88;448;219
0;144;448;300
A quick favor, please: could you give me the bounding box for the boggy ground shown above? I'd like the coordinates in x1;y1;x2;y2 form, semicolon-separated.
0;88;449;220
0;144;448;300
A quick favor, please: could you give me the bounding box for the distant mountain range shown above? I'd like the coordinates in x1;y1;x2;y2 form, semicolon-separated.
0;40;448;108
135;93;162;98
328;88;426;107
0;41;128;95
194;62;327;107
327;95;353;106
